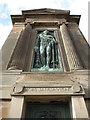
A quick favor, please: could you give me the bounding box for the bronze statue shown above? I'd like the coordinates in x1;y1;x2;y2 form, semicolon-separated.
32;30;62;71
39;30;56;69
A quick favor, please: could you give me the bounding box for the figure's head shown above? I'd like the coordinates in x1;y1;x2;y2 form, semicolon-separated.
43;30;48;34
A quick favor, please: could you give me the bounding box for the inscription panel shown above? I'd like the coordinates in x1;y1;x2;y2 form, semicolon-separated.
13;85;85;96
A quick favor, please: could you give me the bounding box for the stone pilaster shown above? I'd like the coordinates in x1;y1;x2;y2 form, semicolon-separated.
71;96;89;118
1;23;24;71
8;23;32;71
60;24;83;71
68;25;90;69
8;96;24;118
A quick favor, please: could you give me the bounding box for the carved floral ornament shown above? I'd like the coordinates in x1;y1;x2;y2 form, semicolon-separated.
12;84;85;96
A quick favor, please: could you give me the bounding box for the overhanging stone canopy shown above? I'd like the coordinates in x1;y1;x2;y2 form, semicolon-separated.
11;8;81;25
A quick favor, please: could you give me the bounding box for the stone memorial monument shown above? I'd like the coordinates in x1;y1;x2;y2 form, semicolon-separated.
0;8;90;119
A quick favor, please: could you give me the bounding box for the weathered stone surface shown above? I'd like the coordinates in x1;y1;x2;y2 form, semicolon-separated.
0;86;12;99
14;84;24;94
69;70;89;98
71;96;89;118
86;99;90;117
8;96;24;118
1;73;24;85
8;23;32;71
12;84;84;96
72;85;81;93
0;101;11;119
60;24;83;71
11;8;80;25
0;8;90;119
68;26;90;69
1;23;24;71
57;29;70;71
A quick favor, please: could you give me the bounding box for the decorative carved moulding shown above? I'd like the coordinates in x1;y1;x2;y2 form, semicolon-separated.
24;19;66;27
12;84;85;96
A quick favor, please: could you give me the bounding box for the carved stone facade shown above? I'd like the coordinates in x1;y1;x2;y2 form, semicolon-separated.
0;8;90;119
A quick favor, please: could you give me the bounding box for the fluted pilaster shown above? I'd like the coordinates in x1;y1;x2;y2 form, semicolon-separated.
60;24;83;71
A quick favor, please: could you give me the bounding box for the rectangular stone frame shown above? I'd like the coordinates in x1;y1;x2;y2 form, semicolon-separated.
28;27;65;72
7;95;89;119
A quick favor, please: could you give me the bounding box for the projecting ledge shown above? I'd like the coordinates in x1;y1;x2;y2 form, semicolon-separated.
11;84;85;96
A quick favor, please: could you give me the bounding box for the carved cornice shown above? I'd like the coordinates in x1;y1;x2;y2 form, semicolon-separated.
11;8;81;25
24;19;67;28
24;20;78;29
